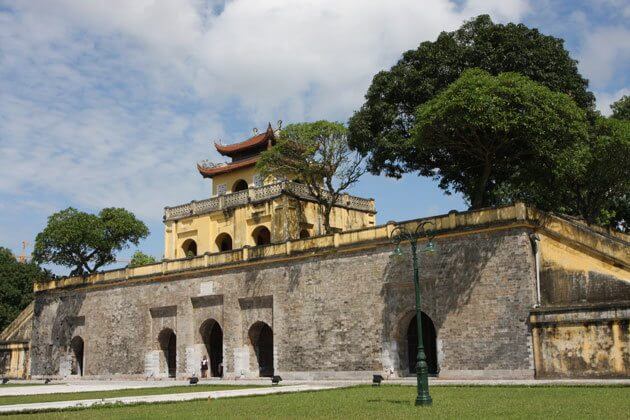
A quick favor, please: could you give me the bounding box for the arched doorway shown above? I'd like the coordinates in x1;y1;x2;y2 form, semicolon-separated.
232;179;248;192
70;336;84;376
200;319;223;377
158;328;177;378
248;322;273;377
182;239;197;257
252;226;271;246
299;229;310;239
407;312;438;375
215;233;233;252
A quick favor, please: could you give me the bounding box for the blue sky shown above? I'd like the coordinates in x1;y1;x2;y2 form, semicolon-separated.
1;0;628;274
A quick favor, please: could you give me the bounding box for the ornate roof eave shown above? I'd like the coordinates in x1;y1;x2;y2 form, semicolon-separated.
214;123;275;157
197;156;259;178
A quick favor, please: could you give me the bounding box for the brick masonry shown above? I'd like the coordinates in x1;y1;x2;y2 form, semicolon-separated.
30;228;538;380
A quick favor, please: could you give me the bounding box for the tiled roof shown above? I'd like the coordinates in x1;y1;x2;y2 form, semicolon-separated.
214;124;274;157
197;156;259;178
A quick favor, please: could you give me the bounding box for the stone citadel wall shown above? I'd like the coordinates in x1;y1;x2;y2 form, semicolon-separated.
27;204;630;379
30;227;536;379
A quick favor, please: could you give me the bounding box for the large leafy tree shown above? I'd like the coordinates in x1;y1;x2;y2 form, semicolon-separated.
611;95;630;121
410;69;589;209
0;248;49;331
348;14;594;177
256;121;365;234
551;117;629;227
33;207;149;276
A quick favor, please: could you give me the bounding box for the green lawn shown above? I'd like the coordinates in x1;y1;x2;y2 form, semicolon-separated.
0;384;261;406
4;385;630;419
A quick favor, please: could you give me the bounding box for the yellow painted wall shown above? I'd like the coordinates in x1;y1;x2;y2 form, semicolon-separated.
539;234;630;283
210;166;274;196
164;195;375;259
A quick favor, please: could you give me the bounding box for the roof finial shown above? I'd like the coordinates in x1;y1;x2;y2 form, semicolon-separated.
277;120;282;130
253;127;259;135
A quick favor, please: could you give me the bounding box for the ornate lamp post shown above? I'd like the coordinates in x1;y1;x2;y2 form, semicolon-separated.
390;221;437;406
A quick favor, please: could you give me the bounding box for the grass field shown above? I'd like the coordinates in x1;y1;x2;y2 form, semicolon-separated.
4;385;630;419
0;384;261;406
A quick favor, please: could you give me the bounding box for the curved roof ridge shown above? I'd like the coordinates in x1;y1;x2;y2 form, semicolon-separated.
214;123;274;156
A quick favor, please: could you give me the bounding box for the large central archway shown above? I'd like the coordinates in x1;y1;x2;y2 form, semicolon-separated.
200;319;223;377
406;312;438;375
158;328;177;378
248;321;274;377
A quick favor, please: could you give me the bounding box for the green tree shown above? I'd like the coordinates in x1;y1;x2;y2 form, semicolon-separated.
348;14;594;177
410;69;589;209
482;116;629;228
33;207;150;276
128;250;158;268
0;248;49;331
257;121;365;234
558;117;629;227
611;95;630;121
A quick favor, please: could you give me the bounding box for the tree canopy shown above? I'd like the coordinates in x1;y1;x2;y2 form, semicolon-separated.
348;14;594;178
256;121;365;234
128;250;158;268
410;68;589;209
0;248;48;331
611;95;630;121
553;117;629;227
33;207;149;276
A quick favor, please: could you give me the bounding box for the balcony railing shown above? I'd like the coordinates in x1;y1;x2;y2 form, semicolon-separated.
164;181;375;221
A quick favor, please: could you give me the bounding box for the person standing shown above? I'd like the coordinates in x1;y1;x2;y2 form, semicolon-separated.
201;356;209;378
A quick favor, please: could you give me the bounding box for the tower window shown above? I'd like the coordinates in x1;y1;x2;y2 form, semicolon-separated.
232;179;248;192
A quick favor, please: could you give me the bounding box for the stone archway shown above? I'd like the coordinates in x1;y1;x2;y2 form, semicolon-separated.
215;233;233;252
158;328;177;378
252;226;271;246
200;319;223;377
406;312;438;375
182;239;197;257
70;336;84;376
248;321;273;377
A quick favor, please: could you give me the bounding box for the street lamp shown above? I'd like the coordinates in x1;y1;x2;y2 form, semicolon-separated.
390;221;437;406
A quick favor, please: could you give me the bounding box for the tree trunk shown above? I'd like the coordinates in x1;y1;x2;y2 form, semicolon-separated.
471;161;492;209
322;203;333;234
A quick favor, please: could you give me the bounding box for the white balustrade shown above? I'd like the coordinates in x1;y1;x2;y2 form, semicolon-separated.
164;181;373;221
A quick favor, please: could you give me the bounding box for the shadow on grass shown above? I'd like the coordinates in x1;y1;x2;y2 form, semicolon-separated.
367;399;412;405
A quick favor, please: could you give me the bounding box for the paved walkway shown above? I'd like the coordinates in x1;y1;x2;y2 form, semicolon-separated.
2;377;629;397
0;384;338;414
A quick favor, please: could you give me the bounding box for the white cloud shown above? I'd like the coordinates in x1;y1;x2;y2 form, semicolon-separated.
578;25;630;89
595;88;630;115
0;0;529;229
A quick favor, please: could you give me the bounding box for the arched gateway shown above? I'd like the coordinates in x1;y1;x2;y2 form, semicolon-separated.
248;322;274;377
158;328;177;378
200;319;223;377
406;312;438;375
70;336;84;376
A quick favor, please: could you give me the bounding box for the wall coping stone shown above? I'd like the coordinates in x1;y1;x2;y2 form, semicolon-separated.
34;203;629;293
